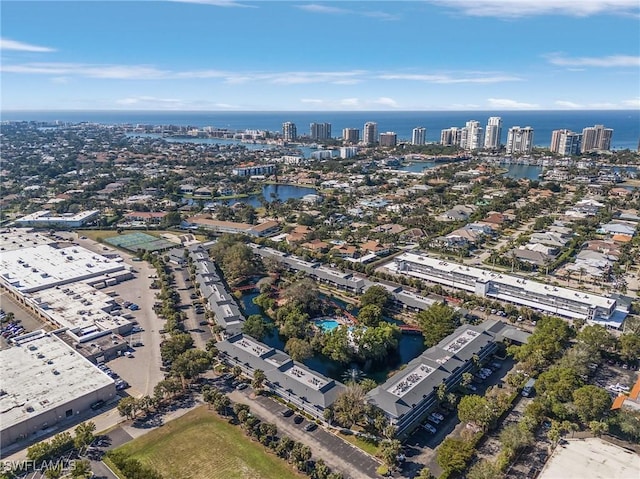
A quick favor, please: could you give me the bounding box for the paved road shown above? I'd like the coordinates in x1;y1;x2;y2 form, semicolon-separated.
228;389;382;479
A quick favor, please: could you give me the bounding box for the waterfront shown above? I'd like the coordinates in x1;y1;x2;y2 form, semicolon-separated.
502;164;544;180
214;184;318;208
9;109;640;150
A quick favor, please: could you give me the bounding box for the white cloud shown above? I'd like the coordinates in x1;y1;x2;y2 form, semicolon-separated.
170;0;256;8
546;54;640;68
340;98;360;107
487;98;539;109
622;98;640;108
373;97;399;108
116;96;183;108
555;100;583;108
427;0;640;17
297;4;349;14
50;77;71;84
1;38;55;52
296;3;399;20
300;98;324;104
378;73;522;83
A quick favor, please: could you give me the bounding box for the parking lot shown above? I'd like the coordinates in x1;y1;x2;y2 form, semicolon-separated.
0;291;54;349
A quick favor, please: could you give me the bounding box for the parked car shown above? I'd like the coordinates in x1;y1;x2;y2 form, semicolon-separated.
422;423;437;434
427;416;441;425
293;415;304;424
431;412;445;421
304;423;317;432
235;382;248;390
281;409;294;417
466;384;478;392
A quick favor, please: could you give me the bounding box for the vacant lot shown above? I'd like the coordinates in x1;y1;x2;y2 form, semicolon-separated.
114;406;303;479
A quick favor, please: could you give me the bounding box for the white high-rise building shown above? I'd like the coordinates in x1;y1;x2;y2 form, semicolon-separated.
461;120;484;150
581;124;613;152
550;129;582;156
484;117;502;149
412;127;426;145
363;122;378;146
282;122;297;141
506;126;534;154
441;127;462;146
310;122;331;141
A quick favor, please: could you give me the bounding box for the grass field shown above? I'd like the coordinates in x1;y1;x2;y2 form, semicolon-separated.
114;406;303;479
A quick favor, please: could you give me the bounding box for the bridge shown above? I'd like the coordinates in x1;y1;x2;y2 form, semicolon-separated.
232;283;259;292
398;324;422;335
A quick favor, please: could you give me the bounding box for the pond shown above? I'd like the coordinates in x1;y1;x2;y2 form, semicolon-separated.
216;184;319;208
238;291;425;384
502;164;543;180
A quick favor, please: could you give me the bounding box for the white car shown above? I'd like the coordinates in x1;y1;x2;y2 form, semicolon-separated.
422;423;437;434
431;412;445;421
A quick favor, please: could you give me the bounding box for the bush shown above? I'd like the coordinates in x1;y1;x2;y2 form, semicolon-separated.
376;464;390;476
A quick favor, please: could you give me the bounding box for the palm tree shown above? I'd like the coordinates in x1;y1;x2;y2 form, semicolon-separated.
70;459;92;479
252;369;266;393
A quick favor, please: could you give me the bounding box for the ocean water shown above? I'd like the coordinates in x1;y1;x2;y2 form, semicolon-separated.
3;110;639;150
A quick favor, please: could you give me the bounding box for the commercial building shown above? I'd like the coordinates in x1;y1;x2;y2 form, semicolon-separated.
282;122;297;141
363;122;378;146
367;320;526;437
412;127;426;146
379;132;398;147
581;124;613;152
217;333;345;418
342;128;360;144
0;243;131;294
550;129;582;156
14;210;100;228
387;252;627;327
0;331;116;445
506;126;534;154
339;146;359;159
484;117;502;149
310;122;331;141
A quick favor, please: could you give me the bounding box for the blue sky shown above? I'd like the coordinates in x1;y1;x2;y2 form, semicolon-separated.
2;0;639;111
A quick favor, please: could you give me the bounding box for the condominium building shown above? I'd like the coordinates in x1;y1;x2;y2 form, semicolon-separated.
506;126;534;154
484;117;503;149
440;127;462;146
379;131;398;147
412;127;426;146
460;120;484;150
550;129;582;156
581;124;613;152
387;252;626;327
282;122;297;141
310;122;331;141
339;146;359;159
342;128;360;144
363;122;378;146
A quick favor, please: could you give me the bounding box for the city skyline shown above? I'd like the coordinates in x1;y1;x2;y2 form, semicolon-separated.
1;0;639;111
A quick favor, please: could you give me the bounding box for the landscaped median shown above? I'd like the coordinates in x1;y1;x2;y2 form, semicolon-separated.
107;406;304;479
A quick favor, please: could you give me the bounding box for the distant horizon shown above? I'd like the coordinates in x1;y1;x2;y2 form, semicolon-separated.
3;108;639;113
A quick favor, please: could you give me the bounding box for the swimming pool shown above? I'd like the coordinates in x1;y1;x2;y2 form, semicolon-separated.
315;319;341;332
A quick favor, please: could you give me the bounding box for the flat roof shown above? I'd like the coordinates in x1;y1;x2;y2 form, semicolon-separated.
538;438;639;479
387;363;436;397
26;282;131;337
283;364;328;391
0;244;126;293
0;331;114;432
393;252;615;311
15;210;99;223
0;229;55;252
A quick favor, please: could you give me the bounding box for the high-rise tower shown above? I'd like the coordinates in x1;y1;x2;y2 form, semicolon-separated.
484;117;502;149
363;122;378;146
282;122;297;141
412;127;426;145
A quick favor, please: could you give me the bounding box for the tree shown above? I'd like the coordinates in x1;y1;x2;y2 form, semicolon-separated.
285;337;314;362
360;285;392;311
379;439;402;467
73;421;96;450
332;383;367;428
357;304;383;327
252;369;267;393
499;423;534;452
461;372;474;387
416;303;460;347
44;464;62;479
171;349;211;388
577;325;616;353
619;333;640;362
537;367;582;403
312;459;332;479
572;385;612;423
117;396;139;419
436;438;475;476
589;420;609;437
242;314;272;341
232;365;243;378
467;459;504;479
415;467;435;479
70;459;92;479
457;395;496;431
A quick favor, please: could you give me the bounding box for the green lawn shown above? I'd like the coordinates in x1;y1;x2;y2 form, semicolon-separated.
337;432;380;456
114;406;303;479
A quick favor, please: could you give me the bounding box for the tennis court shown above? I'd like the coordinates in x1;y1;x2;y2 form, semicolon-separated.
104;232;175;252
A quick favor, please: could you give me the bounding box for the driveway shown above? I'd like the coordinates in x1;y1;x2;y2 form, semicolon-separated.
228;389;382;479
